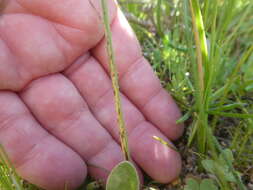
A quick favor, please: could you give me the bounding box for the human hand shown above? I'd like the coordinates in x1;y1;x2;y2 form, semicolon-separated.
0;0;184;189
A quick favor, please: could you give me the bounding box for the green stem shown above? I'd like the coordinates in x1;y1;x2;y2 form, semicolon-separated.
156;0;163;37
100;0;131;161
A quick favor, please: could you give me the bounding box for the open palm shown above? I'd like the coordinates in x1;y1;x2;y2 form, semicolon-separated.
0;0;183;189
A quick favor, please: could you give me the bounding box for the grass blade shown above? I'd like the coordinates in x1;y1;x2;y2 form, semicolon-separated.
0;145;24;190
188;0;209;153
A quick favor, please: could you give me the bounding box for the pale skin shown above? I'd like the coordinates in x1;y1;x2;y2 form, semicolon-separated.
0;0;184;189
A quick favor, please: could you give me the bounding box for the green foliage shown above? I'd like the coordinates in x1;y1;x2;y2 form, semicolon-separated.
120;0;252;189
0;145;24;190
106;161;139;190
184;178;218;190
202;149;240;184
0;145;41;190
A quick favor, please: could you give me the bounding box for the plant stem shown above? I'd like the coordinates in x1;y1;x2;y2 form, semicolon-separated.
100;0;131;161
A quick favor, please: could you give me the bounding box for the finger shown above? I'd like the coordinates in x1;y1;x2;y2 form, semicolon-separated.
20;74;142;182
0;92;86;190
65;56;182;183
16;0;116;32
92;10;183;140
0;14;77;91
1;0;27;13
0;0;117;91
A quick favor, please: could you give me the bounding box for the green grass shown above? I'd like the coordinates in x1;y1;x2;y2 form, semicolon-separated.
119;0;252;189
1;0;253;189
0;145;38;190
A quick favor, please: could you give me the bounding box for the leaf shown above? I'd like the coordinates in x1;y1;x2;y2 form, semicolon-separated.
202;159;214;173
219;149;234;164
106;161;139;190
200;179;218;190
184;178;199;190
202;152;237;183
184;178;219;190
218;149;237;182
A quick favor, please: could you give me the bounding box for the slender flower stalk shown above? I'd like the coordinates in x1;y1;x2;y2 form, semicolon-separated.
100;0;131;161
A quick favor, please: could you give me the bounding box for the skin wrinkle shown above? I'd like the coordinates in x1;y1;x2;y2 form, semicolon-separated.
63;53;91;77
87;140;117;165
91;10;142;77
45;105;85;135
118;55;144;81
0;112;27;135
16;0;96;31
92;85;114;109
141;87;163;109
0;30;23;90
119;56;163;108
50;22;72;65
88;0;102;20
15;133;50;169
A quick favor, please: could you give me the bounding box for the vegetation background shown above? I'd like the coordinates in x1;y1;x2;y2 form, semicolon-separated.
0;0;252;189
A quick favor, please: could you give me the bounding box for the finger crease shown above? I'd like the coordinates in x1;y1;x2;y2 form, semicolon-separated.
119;56;144;82
141;87;163;110
15;133;50;169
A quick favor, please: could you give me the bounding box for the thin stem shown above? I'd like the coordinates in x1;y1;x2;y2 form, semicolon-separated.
100;0;131;161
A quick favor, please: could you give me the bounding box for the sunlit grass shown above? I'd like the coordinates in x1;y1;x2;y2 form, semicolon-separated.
0;145;24;190
120;0;252;189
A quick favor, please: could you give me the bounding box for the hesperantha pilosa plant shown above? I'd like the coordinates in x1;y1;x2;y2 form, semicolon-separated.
0;0;253;190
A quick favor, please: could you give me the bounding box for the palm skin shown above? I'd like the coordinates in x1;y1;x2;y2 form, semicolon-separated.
0;0;184;189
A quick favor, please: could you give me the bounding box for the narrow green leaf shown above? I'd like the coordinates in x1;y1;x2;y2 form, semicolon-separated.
209;103;246;112
208;111;253;119
176;109;192;124
0;145;24;190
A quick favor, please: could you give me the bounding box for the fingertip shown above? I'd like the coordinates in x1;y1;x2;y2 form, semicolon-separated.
129;122;182;184
18;147;88;190
143;89;184;140
152;150;182;183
